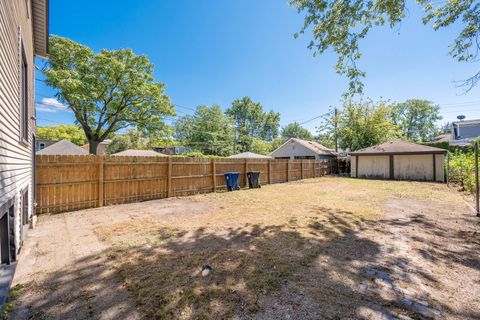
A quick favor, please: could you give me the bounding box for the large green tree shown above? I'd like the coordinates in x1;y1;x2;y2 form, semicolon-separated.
174;105;234;156
36;125;87;146
43;36;174;154
391;99;442;142
106;129;150;154
226;97;280;153
319;99;400;151
291;0;480;93
281;122;314;140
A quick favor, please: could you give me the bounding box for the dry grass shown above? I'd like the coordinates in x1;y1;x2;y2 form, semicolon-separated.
93;177;479;319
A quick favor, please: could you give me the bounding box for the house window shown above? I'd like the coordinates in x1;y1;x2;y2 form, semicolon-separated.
294;156;315;160
39;142;45;150
20;44;29;143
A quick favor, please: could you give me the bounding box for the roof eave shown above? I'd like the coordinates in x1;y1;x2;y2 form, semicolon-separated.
350;150;447;156
32;0;49;58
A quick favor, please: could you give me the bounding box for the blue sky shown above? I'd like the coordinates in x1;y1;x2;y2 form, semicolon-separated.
35;0;480;133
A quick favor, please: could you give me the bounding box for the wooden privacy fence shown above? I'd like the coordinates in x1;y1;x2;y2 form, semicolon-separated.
35;155;332;214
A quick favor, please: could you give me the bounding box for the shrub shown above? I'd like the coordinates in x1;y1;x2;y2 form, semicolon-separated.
448;150;477;193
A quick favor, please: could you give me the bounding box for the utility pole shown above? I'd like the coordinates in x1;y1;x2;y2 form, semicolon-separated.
334;107;338;153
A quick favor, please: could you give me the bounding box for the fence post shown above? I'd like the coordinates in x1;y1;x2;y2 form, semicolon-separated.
475;141;479;217
167;157;172;198
212;158;216;192
268;159;271;184
312;160;316;178
98;156;104;207
244;159;248;187
301;160;304;180
446;153;450;185
287;160;290;182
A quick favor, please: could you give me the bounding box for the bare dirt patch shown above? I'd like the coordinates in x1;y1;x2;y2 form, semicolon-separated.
9;177;480;319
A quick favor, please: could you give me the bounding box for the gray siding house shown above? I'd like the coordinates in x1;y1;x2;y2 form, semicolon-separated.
451;119;480;147
0;0;49;269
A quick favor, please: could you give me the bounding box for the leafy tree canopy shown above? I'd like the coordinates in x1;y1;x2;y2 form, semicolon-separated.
319;99;401;151
106;129;150;154
36;125;87;146
43;36;174;154
226;97;280;153
391;99;442;142
281;122;314;140
174;105;234;156
291;0;480;93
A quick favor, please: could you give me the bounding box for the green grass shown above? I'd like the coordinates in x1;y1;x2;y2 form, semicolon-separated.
1;284;24;320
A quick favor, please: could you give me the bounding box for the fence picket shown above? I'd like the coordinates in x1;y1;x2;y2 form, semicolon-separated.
34;156;337;214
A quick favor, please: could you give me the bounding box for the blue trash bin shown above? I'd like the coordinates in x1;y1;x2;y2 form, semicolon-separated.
224;172;240;191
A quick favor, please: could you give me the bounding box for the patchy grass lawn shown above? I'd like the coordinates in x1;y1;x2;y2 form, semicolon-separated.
10;177;480;320
95;178;480;320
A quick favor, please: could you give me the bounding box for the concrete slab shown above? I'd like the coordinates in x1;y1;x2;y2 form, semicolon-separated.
0;263;16;306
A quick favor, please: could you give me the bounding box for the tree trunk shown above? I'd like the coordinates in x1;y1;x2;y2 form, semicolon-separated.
89;140;99;155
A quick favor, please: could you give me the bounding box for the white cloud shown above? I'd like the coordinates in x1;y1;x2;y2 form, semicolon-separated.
40;97;67;109
36;106;57;113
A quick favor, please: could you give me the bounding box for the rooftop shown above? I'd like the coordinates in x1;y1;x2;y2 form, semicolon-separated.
350;139;447;155
111;149;168;157
272;138;336;156
228;152;273;159
452;119;480;126
36;139;89;155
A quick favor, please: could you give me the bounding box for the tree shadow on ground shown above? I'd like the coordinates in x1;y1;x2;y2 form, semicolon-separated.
10;252;141;320
10;206;480;320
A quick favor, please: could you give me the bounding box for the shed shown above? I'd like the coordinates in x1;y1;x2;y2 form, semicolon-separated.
270;138;336;160
350;140;446;182
228;152;272;159
111;149;167;157
36;140;89;155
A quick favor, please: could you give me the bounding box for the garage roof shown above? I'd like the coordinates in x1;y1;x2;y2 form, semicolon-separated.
111;149;167;157
36;139;89;155
350;139;447;155
229;152;273;159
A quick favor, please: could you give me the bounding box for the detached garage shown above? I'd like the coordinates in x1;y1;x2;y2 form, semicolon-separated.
350;140;446;182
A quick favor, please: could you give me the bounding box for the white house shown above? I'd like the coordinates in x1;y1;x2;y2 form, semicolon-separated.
0;0;49;272
270;138;337;160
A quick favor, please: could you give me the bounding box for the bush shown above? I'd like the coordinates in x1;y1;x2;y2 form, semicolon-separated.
448;150;478;193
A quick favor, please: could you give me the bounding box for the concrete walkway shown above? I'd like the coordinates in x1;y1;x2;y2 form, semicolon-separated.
0;263;16;306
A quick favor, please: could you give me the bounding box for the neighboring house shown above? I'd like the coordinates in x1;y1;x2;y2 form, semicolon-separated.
229;152;273;159
36;140;89;156
433;134;451;144
451;119;480;147
111;149;167;157
82;139;112;155
350;140;446;182
0;0;49;297
153;146;191;155
35;139;57;152
270;138;337;160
